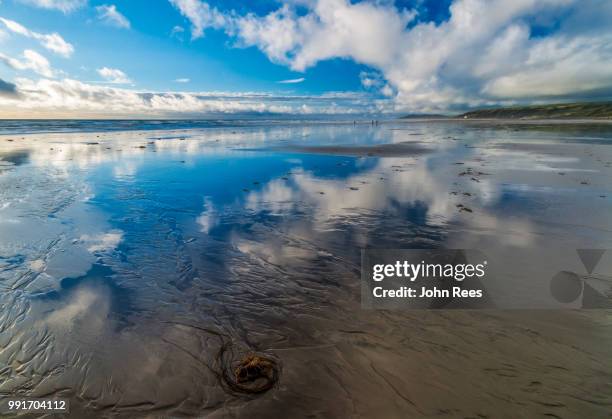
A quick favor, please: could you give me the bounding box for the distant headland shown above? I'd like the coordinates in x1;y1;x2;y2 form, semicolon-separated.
400;102;612;120
458;102;612;120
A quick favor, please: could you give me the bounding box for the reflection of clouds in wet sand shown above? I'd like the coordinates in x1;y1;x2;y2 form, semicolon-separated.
196;197;218;234
243;156;535;249
235;236;317;266
44;286;107;330
4;277;224;414
0;125;336;168
113;160;139;179
0;122;462;175
478;147;588;173
79;230;123;253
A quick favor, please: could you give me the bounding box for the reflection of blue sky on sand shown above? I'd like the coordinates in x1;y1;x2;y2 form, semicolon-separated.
1;122;612;415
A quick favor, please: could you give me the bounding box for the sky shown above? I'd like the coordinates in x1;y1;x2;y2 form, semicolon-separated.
0;0;611;118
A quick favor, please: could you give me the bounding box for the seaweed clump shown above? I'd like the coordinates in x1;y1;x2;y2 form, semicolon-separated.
220;349;280;394
235;355;274;383
163;321;281;396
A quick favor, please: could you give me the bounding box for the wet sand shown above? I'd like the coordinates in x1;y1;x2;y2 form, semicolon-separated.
0;120;611;418
271;142;432;157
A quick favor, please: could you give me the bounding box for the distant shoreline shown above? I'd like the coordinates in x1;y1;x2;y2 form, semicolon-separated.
1;114;612;138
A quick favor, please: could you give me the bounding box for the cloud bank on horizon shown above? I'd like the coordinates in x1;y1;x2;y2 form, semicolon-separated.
0;0;611;117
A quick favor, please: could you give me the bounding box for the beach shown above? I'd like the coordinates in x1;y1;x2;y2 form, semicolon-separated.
1;119;611;418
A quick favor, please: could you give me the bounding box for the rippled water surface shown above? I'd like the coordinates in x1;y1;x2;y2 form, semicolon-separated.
1;120;611;417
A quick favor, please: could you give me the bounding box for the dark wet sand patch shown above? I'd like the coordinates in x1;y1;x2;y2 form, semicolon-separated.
0;150;30;166
258;142;433;157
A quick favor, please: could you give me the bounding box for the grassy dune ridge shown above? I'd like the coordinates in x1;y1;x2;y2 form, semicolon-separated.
459;102;612;119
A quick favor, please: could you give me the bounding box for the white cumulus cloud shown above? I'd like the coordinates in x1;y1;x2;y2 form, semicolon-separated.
0;50;54;77
0;77;380;117
95;4;131;29
16;0;86;13
97;67;131;84
169;0;228;39
0;17;74;57
166;0;612;112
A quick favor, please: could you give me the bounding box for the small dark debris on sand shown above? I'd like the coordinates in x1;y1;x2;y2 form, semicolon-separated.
85;142;99;145
456;204;473;213
137;145;147;149
463;192;472;196
349;187;359;191
471;177;480;182
318;191;325;195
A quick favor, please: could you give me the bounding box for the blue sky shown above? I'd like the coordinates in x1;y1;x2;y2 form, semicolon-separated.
1;0;396;94
0;0;611;117
0;0;449;94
